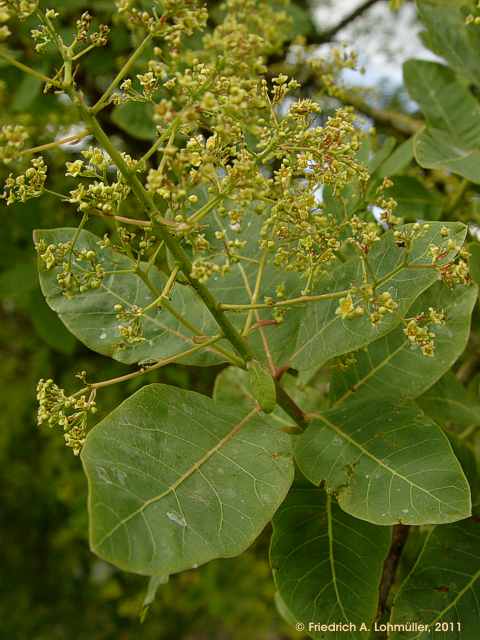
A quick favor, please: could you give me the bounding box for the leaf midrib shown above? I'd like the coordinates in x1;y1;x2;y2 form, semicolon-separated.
310;412;464;515
93;407;259;550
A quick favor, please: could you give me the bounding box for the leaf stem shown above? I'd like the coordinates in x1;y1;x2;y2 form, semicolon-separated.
91;33;153;113
243;248;268;335
79;336;223;393
220;289;350;312
89;210;152;228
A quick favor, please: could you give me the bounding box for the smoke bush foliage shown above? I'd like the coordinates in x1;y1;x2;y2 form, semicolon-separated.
1;0;480;636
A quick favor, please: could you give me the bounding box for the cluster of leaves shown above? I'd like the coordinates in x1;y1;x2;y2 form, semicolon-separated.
2;0;480;638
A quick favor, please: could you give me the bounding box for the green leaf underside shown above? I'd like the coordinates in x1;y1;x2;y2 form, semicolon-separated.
330;281;477;406
417;372;480;433
35;222;466;374
295;401;471;525
390;515;480;639
271;484;391;640
404;60;480;181
81;384;294;575
414;128;480;183
287;222;466;373
34;228;223;366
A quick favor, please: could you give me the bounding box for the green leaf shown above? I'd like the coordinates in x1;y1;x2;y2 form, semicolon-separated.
288;221;467;373
295;400;471;525
377;138;414;178
468;241;480;286
247;360;276;413
271;482;391;639
417;372;480;434
403;60;480;133
274;592;298;628
368;137;397;173
417;0;480;88
111;102;156;141
81;384;294;575
34;228;223;366
414;127;480;183
330;281;477;406
12;71;43;112
404;60;480;182
384;176;443;220
29;289;77;355
390;515;480;638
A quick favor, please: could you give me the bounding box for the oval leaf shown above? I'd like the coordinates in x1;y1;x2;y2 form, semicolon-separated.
289;221;467;373
390;515;480;638
81;384;294;575
34;228;222;365
295;401;471;525
271;482;391;639
331;281;477;406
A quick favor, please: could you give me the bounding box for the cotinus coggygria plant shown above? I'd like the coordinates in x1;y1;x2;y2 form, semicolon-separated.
1;0;480;637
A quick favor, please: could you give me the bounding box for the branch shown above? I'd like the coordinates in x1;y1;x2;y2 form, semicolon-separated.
316;0;384;44
340;91;422;137
376;524;410;624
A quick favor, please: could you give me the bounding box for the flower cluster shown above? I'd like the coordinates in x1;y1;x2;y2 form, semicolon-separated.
1;156;47;204
466;1;480;25
335;293;365;320
75;11;110;47
0;124;29;164
375;177;401;227
335;288;398;325
68;180;130;214
116;0;208;47
65;147;131;213
0;0;37;21
439;258;471;287
36;378;97;455
113;303;146;345
403;307;446;357
35;239;106;297
103;0;368;292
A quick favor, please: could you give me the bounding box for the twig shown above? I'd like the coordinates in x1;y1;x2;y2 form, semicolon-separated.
20;130;90;155
91;33;153;113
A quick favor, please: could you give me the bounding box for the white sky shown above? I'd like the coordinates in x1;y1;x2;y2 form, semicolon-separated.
313;0;439;88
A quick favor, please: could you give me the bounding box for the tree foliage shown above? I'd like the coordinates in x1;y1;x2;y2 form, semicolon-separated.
1;0;480;637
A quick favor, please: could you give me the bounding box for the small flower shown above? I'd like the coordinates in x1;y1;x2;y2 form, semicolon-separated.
336;294;364;320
